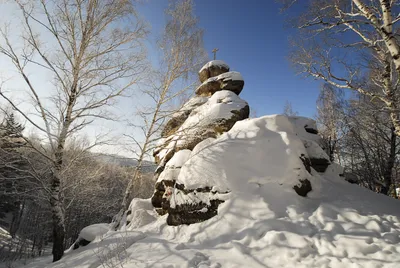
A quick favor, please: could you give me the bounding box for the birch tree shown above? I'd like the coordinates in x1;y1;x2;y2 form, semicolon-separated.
316;84;347;163
282;0;400;137
0;0;147;261
340;94;400;195
120;0;206;212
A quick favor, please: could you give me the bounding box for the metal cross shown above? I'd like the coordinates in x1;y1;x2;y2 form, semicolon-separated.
212;48;219;60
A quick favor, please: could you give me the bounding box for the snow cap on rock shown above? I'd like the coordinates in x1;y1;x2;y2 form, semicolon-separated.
198;60;230;83
195;71;245;96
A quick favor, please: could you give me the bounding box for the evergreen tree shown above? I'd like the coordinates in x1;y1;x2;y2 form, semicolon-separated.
0;112;25;148
0;112;26;237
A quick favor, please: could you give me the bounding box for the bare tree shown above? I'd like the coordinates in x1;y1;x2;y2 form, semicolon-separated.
282;0;400;137
316;84;347;163
340;94;400;195
120;0;207;212
282;100;298;116
0;136;140;262
0;0;147;261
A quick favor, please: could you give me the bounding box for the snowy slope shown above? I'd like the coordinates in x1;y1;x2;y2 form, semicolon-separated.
21;115;400;268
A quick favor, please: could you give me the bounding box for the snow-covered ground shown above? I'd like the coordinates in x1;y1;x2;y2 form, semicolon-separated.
0;226;51;268
14;115;400;268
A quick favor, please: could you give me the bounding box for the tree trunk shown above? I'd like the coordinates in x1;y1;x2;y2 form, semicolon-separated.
121;129;153;212
121;164;142;211
389;109;400;137
50;82;75;261
327;136;336;162
9;200;24;238
381;127;396;195
50;169;65;262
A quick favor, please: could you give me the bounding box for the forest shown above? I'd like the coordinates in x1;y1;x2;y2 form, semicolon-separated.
0;1;400;267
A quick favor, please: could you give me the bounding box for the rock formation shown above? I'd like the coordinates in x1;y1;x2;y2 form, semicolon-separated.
198;60;229;83
151;60;249;225
142;60;332;226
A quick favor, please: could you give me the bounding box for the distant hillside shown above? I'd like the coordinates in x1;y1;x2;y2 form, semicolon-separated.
93;153;157;173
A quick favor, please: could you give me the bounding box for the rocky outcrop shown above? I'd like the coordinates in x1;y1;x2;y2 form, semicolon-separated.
198;60;230;83
151;150;191;212
293;179;312;197
288;116;332;174
302;140;331;173
167;197;225;226
195;71;244;96
153;90;249;165
161;96;208;138
147;62;336;226
71;223;109;250
151;60;249;225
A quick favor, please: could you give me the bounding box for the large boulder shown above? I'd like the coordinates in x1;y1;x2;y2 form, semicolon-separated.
198;60;230;83
195;71;244;96
166;189;228;226
218;72;245;94
293;178;312;197
161;115;320;225
194;77;220;96
154;90;249;165
161;96;209;138
71;223;110;250
152;150;191;213
151;60;250;225
302;140;331;173
287;116;331;173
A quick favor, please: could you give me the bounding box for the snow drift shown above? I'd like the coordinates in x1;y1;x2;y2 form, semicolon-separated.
22;114;400;268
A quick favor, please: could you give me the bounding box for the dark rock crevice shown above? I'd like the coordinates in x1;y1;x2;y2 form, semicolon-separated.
293;179;312;197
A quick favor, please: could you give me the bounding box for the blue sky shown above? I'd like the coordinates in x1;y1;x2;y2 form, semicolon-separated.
138;0;322;118
0;0;323;157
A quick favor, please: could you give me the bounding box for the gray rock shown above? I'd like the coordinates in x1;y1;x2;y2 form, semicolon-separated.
161;96;209;138
195;72;244;96
293;179;312;197
310;158;330;173
198;60;230;83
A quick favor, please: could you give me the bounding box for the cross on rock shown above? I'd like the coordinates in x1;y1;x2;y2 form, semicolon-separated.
212;48;219;60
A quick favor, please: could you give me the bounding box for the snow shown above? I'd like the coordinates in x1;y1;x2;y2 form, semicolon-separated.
177;114;313;191
287;116;321;142
190;137;215;157
156;167;181;183
199;60;229;73
169;190;231;209
20;115;400;268
126;199;156;230
201;71;244;85
0;226;11;240
196;71;244;95
303;139;330;160
156;90;248;162
77;223;110;242
181;96;209;112
165;149;191;168
217;71;243;81
156;150;191;183
169;96;209;121
180;90;247;129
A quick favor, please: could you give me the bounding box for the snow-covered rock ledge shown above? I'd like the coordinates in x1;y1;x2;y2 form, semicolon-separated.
151;60;250;225
29;114;400;268
23;60;400;268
